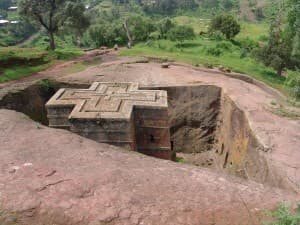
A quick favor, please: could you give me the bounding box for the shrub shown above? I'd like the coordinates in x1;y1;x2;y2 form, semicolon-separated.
259;34;269;42
149;31;160;40
167;25;195;48
216;41;233;51
240;48;248;58
209;31;225;41
264;203;300;225
209;14;241;40
238;38;258;51
204;63;214;68
285;70;300;99
206;47;223;57
39;79;53;92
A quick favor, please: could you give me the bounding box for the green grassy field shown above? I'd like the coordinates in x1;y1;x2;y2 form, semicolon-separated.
172;16;211;33
237;22;269;41
0;46;82;83
121;36;289;94
172;16;269;41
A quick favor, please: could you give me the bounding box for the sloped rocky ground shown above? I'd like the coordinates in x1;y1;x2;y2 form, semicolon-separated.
0;51;300;225
0;109;297;225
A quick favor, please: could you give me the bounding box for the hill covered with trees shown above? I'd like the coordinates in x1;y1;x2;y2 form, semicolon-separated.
0;0;299;103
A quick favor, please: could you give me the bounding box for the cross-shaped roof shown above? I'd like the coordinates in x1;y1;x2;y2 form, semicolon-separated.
46;82;168;120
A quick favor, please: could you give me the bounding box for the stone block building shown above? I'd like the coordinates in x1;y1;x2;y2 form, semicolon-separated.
46;82;174;160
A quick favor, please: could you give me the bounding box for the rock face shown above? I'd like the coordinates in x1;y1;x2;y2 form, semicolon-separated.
145;85;221;154
46;82;173;160
0;109;297;225
1;53;300;225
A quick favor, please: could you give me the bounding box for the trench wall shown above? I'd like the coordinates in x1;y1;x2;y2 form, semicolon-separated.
0;82;295;191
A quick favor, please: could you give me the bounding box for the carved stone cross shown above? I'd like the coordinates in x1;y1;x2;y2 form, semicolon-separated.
46;82;173;160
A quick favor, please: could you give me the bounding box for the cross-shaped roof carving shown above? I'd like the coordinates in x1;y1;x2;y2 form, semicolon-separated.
46;82;168;120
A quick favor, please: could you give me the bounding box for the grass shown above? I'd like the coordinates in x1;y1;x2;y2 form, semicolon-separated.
0;63;51;83
237;22;269;42
264;203;300;225
0;47;48;62
0;46;83;83
172;16;211;33
121;37;289;95
172;16;269;41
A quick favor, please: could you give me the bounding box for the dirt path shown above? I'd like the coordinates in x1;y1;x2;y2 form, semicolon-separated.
16;29;42;47
0;48;114;90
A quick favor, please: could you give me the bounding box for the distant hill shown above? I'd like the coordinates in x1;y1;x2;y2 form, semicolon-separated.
93;0;279;21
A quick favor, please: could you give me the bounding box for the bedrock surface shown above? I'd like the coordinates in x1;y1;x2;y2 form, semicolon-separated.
0;109;298;225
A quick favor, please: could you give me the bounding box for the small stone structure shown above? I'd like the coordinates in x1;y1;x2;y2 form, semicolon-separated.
46;82;173;160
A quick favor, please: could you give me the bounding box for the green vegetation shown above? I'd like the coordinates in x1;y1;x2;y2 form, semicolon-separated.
0;47;48;65
121;37;290;94
255;1;300;76
237;22;269;41
175;156;185;163
0;46;82;83
38;79;54;92
264;203;300;225
167;25;195;47
209;14;241;40
0;0;37;47
19;0;89;50
285;70;300;100
0;0;298;103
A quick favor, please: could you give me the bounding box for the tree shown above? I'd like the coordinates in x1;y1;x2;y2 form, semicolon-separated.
142;0;196;14
19;0;88;50
167;25;195;48
255;2;300;76
157;18;175;39
88;21;126;47
287;0;300;61
209;14;240;40
123;15;156;44
0;0;11;10
63;1;90;46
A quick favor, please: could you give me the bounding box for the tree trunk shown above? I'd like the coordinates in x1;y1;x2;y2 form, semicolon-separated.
277;67;283;76
123;19;133;46
49;32;55;50
76;34;81;47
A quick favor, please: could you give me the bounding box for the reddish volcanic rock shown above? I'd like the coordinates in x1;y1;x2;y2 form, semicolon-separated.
0;109;298;225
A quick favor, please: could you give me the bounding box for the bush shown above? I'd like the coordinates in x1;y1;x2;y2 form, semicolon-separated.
240;48;248;58
264;203;300;225
209;31;225;41
167;25;195;47
204;62;214;68
39;79;53;92
209;14;241;40
216;41;233;51
285;70;300;99
149;31;160;40
258;34;269;42
206;47;223;56
237;38;258;52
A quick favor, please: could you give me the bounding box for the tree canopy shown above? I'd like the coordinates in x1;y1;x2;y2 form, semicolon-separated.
0;0;11;10
167;25;195;47
255;1;300;76
209;14;240;40
18;0;89;50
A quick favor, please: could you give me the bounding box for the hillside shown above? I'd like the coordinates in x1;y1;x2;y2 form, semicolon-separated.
0;0;279;47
